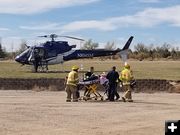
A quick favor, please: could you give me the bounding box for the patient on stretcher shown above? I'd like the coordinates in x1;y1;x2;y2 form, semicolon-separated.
78;72;109;101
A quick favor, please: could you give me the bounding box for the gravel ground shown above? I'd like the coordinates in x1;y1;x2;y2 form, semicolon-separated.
0;90;179;135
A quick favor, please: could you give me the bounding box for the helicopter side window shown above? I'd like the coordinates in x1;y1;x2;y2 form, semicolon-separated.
48;50;57;57
33;49;39;57
33;48;45;58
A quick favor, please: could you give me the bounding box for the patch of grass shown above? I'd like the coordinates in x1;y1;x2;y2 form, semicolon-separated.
0;60;180;80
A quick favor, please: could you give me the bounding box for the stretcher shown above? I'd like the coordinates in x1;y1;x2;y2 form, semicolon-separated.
78;77;104;101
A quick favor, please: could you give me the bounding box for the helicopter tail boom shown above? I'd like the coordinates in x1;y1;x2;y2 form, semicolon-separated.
118;36;134;63
122;36;134;51
63;36;134;61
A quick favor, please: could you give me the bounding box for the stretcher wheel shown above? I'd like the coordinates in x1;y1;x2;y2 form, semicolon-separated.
83;97;87;101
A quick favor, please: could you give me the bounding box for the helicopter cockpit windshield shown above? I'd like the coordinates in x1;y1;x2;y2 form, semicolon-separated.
15;48;32;64
20;48;31;57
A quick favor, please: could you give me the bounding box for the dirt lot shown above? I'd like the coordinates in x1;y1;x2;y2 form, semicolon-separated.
0;90;179;135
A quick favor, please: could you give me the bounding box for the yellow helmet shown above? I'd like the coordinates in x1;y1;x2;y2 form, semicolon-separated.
124;63;130;69
72;65;79;70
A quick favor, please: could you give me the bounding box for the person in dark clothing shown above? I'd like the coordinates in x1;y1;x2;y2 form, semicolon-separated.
33;49;41;72
106;66;120;101
83;67;95;96
84;67;94;80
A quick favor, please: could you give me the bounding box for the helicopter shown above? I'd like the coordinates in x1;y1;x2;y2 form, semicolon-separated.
15;34;134;72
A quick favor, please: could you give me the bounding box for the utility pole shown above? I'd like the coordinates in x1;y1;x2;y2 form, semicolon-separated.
11;42;15;59
0;37;2;58
0;37;1;43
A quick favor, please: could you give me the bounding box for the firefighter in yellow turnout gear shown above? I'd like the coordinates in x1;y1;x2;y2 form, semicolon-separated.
120;63;134;102
65;65;79;102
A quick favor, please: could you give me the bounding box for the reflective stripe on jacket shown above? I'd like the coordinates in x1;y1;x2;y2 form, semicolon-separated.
120;68;132;85
67;71;79;86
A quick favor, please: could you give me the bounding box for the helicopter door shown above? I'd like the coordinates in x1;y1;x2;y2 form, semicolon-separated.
38;48;48;71
47;49;59;64
38;48;46;60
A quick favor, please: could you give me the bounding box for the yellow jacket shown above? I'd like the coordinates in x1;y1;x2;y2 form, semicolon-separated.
119;68;133;85
66;71;79;86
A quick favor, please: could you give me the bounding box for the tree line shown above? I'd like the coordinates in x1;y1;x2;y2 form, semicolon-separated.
129;43;180;60
81;39;180;60
0;40;27;59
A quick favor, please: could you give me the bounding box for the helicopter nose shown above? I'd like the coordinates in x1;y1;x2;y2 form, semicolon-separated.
15;55;22;63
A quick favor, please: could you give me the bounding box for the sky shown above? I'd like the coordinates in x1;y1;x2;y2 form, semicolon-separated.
0;0;180;52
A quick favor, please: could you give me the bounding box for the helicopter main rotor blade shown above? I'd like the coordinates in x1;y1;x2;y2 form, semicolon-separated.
37;34;85;41
58;36;85;41
38;35;48;38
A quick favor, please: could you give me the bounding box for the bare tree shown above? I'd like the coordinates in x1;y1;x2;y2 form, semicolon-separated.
103;41;117;60
0;37;7;58
104;41;116;50
134;43;148;53
17;39;27;54
81;39;99;50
